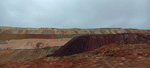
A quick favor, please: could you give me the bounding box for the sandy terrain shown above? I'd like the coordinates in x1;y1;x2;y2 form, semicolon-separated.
0;38;71;49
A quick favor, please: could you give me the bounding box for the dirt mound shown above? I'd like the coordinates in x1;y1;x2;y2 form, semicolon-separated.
1;42;150;68
1;27;150;50
47;33;150;57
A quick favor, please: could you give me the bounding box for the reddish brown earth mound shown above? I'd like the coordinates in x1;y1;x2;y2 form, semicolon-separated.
0;42;150;68
47;33;150;57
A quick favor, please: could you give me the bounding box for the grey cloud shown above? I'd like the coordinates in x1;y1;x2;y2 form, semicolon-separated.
0;0;149;29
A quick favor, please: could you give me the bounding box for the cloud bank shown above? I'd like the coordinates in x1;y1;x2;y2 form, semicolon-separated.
0;0;150;29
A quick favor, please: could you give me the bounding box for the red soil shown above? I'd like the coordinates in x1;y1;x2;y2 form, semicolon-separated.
0;42;150;68
47;33;150;57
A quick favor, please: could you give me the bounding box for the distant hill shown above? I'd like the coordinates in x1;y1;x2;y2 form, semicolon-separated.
0;26;150;40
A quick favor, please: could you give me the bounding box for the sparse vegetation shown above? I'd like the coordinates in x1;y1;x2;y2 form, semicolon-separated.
0;40;8;44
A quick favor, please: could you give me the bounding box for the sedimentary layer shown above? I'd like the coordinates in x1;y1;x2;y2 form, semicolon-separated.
0;27;150;49
0;27;150;40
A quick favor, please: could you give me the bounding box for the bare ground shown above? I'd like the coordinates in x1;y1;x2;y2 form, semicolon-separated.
0;42;150;68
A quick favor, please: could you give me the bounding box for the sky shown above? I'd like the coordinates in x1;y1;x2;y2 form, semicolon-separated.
0;0;150;29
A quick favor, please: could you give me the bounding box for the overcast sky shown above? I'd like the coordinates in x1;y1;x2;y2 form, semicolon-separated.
0;0;150;29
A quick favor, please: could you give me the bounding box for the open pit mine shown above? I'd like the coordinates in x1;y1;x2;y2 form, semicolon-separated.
0;26;150;68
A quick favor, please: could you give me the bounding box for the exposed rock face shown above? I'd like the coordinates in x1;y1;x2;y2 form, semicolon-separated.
47;33;150;57
0;26;150;49
0;26;150;40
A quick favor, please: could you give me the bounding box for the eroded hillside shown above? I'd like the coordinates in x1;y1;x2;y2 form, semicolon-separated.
0;27;150;49
0;27;150;68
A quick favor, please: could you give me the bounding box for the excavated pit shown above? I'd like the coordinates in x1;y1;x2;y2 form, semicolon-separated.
47;33;150;57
